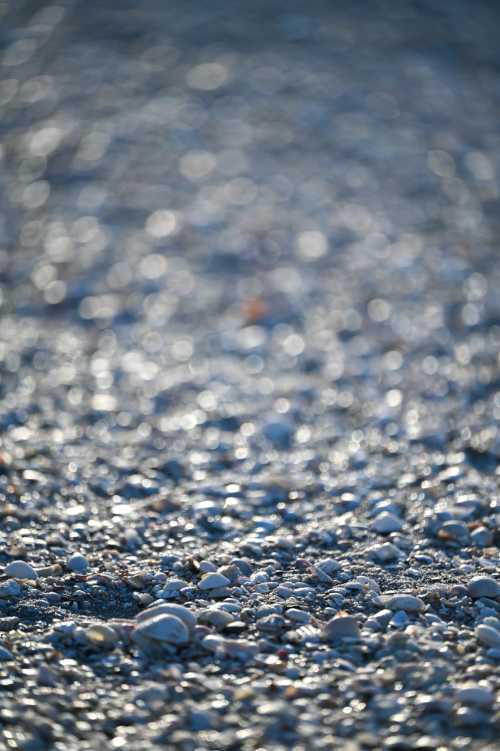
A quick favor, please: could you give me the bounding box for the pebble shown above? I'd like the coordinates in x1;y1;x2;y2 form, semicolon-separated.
323;615;360;641
5;561;38;580
455;684;495;706
82;623;118;649
438;520;470;542
371;543;400;563
378;594;425;612
286;608;311;624
467;576;500;599
0;645;14;661
201;635;258;661
198;572;231;590
475;624;500;649
390;610;409;628
371;512;402;534
0;581;22;598
197;608;234;629
137;603;197;634
67;553;89;573
317;558;341;575
133;614;190;647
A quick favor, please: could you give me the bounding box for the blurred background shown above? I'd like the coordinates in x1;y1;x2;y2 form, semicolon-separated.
1;0;500;458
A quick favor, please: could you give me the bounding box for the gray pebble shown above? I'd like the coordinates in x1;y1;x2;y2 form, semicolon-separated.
323;615;360;641
67;553;89;573
378;594;425;612
133;614;190;646
137;603;197;634
475;624;500;648
467;576;500;599
371;512;402;534
5;561;38;580
199;572;231;590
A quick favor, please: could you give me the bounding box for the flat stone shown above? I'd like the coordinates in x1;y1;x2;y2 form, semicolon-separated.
199;572;231;590
475;624;500;648
467;576;500;599
378;594;425;612
323;615;360;641
5;561;38;580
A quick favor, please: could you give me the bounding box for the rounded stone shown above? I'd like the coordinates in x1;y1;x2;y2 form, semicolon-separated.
83;623;118;649
67;553;89;574
455;684;494;706
197;608;234;629
5;561;38;580
475;624;500;649
137;604;197;634
371;512;402;534
467;576;500;600
371;543;400;563
134;614;189;645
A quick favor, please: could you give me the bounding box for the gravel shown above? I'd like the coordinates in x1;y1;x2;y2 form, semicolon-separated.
1;0;500;749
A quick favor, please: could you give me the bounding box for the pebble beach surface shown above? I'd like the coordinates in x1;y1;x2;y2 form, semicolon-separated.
1;1;500;749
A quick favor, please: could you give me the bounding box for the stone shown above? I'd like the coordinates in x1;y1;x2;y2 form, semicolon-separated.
455;684;494;706
0;581;22;598
371;543;400;563
371;512;402;534
137;604;197;634
197;608;234;629
467;576;500;600
199;572;231;590
0;645;14;661
323;615;360;641
83;623;118;649
286;608;311;624
378;594;425;612
5;561;38;580
475;624;500;648
67;553;89;573
133;614;190;647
